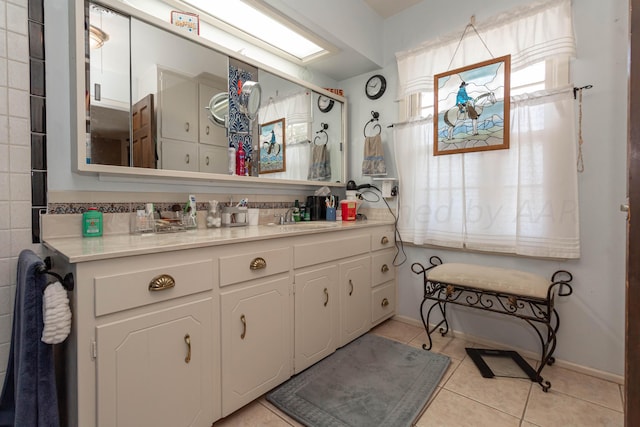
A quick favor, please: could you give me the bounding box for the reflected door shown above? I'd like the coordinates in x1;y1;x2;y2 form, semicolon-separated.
132;93;155;168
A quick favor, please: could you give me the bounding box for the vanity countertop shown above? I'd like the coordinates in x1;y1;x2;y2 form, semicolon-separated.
43;220;394;263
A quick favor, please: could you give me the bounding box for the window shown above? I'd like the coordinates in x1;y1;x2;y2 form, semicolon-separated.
393;0;579;259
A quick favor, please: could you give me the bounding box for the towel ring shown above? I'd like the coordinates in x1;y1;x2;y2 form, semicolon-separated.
313;122;329;145
37;256;75;291
364;111;381;137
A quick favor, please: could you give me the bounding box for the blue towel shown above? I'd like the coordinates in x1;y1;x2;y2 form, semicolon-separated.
0;250;60;427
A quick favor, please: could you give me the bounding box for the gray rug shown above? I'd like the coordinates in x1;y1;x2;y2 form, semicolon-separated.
266;333;450;427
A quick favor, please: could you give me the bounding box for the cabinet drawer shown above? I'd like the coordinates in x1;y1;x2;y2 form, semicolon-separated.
94;253;215;317
294;234;369;269
371;227;394;252
219;244;291;287
371;249;396;287
372;282;395;324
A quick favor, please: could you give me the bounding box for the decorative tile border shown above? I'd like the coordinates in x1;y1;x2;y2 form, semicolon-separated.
46;200;297;215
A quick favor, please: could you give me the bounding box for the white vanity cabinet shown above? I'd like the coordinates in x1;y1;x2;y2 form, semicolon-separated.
53;248;219;427
218;242;293;416
292;233;371;373
370;227;397;325
45;222;396;426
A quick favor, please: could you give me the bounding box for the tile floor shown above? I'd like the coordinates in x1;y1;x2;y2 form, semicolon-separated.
213;319;624;427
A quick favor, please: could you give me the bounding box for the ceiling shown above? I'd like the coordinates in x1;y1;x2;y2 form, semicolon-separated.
363;0;423;18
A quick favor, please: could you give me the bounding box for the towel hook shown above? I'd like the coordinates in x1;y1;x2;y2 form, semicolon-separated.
364;111;381;137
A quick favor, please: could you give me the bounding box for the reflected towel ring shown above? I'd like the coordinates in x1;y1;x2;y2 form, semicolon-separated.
364;111;381;137
313;122;329;145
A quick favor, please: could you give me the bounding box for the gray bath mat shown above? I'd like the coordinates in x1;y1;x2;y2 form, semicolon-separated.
266;333;450;427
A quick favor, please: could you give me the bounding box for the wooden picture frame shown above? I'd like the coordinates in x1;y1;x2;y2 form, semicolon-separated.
259;118;286;173
434;55;510;156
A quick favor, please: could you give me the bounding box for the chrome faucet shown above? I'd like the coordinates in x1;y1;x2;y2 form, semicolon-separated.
275;208;295;224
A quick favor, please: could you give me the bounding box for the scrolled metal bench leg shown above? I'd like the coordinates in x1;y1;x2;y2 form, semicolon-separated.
420;298;450;351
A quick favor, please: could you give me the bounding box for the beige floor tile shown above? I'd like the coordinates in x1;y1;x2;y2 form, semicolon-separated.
213;400;294;426
370;319;422;344
524;385;624;427
438;356;462;387
521;422;542;427
439;336;477;360
416;388;520;427
539;364;623;412
443;357;531;418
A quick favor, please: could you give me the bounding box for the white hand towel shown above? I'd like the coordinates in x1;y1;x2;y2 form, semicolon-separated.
41;281;72;344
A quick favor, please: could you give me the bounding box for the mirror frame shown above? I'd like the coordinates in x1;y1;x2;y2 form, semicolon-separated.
74;0;347;188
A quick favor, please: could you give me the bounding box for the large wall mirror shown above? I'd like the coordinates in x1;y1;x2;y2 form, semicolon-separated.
82;0;346;186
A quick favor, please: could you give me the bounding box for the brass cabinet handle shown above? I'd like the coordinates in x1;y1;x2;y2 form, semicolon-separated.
381;236;389;245
206;125;210;135
185;154;190;164
184;334;191;363
148;274;175;291
381;298;390;307
324;288;329;307
185;122;190;132
205;156;210;166
349;279;354;296
240;314;247;339
250;257;267;270
381;264;389;273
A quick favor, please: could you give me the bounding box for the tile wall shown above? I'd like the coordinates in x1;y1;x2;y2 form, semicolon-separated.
0;0;45;387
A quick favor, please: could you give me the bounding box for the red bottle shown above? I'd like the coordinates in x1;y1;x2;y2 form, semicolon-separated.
236;143;246;176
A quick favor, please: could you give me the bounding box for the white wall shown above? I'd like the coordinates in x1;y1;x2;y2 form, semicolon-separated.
343;0;628;376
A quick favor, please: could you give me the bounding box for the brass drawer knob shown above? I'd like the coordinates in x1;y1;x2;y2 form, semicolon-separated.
250;257;267;270
148;274;175;291
381;298;390;307
381;264;389;273
381;236;389;245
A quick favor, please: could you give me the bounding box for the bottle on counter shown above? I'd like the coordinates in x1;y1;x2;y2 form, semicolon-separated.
236;143;246;176
206;200;222;228
292;199;301;222
228;147;236;175
82;207;103;237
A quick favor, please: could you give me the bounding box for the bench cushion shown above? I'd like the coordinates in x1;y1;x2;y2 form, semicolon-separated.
426;263;550;300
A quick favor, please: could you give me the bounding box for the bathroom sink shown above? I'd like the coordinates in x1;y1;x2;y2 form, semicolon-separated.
268;222;340;231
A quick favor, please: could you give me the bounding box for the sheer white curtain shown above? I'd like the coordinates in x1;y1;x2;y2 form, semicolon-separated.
394;88;579;258
396;0;575;97
393;0;580;259
258;91;311;180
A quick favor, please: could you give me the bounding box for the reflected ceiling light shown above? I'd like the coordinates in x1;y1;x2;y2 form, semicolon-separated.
181;0;327;61
89;25;109;49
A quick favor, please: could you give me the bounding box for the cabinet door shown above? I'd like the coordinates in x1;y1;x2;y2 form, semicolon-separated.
339;256;371;347
160;139;198;171
159;70;198;142
96;298;215;427
220;276;292;417
198;83;227;147
199;144;228;174
294;264;339;373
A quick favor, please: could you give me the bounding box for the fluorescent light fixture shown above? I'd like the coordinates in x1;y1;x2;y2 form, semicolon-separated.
181;0;326;61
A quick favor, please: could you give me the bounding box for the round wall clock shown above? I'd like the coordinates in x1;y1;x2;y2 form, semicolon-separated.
317;95;335;113
365;74;387;100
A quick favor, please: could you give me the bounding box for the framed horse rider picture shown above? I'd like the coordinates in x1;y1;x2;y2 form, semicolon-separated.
433;55;510;156
259;118;286;173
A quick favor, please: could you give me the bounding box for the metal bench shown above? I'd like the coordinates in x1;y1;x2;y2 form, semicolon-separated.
412;255;573;391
